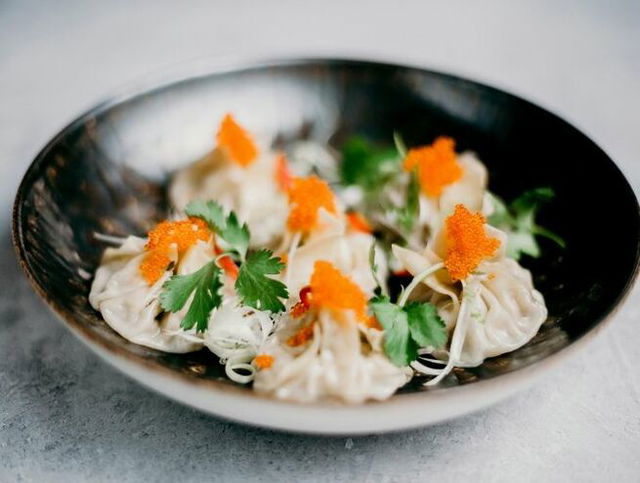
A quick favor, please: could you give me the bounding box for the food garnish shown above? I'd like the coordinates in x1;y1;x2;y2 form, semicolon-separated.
488;187;565;260
236;249;289;312
140;218;210;284
444;204;501;281
185;200;250;260
309;261;368;323
159;202;289;331
403;136;463;197
370;295;447;367
274;153;294;192
346;211;373;234
287;176;337;232
160;261;223;332
340;136;399;192
290;286;312;318
253;354;274;369
287;322;316;347
216;113;258;167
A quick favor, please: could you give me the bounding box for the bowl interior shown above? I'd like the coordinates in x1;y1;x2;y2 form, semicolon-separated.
13;59;640;394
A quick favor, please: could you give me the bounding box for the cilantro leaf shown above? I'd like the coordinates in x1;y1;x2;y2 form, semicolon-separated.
488;188;565;260
185;200;250;260
370;295;416;366
404;302;447;349
340;136;399;192
185;199;226;230
235;249;289;312
219;211;250;260
370;295;447;367
160;260;223;332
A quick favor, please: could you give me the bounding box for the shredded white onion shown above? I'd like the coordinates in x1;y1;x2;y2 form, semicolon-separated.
203;302;275;384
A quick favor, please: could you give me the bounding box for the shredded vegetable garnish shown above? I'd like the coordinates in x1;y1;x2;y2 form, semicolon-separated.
216;113;258;167
274;153;294;192
346;211;373;234
287;321;315;347
402;136;462;197
444;204;500;281
287;176;337;232
309;261;368;323
140;218;210;284
253;354;274;369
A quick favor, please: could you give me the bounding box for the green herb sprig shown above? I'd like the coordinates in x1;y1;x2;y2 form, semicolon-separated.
488;187;565;260
159;201;289;332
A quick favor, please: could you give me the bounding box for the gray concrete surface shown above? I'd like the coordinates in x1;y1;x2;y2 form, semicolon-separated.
1;1;639;481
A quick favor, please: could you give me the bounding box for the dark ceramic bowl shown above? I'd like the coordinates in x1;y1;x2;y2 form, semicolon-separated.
12;58;640;434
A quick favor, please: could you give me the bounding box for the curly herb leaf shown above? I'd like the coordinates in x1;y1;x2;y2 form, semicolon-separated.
235;249;289;312
160;260;223;332
370;295;447;367
185;200;250;260
340;136;399;192
370;295;416;366
488;187;565;260
404;302;447;349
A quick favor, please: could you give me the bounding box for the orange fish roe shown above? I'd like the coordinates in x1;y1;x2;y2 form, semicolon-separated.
309;261;368;323
346;211;373;234
444;204;500;281
274;153;294;192
287;176;337;232
146;218;209;252
139;249;173;286
365;315;382;330
140;218;210;285
402;136;463;197
216;113;258;167
287;322;316;347
253;354;274;369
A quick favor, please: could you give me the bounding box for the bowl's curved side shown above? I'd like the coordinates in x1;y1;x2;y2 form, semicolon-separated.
11;57;640;433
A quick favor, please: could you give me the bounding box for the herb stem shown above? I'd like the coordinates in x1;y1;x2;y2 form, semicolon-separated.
398;262;445;307
284;231;302;289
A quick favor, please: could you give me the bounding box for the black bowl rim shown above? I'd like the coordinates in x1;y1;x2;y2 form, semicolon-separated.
11;56;640;407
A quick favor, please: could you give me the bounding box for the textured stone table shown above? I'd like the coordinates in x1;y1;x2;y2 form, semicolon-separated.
1;1;639;481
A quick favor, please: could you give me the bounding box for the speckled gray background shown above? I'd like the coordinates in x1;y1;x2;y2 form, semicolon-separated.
1;1;639;481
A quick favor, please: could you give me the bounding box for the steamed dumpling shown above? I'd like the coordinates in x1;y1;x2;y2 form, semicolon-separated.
89;236;211;353
392;221;547;370
253;309;410;403
283;209;387;298
419;151;488;233
255;260;410;403
169;147;288;248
